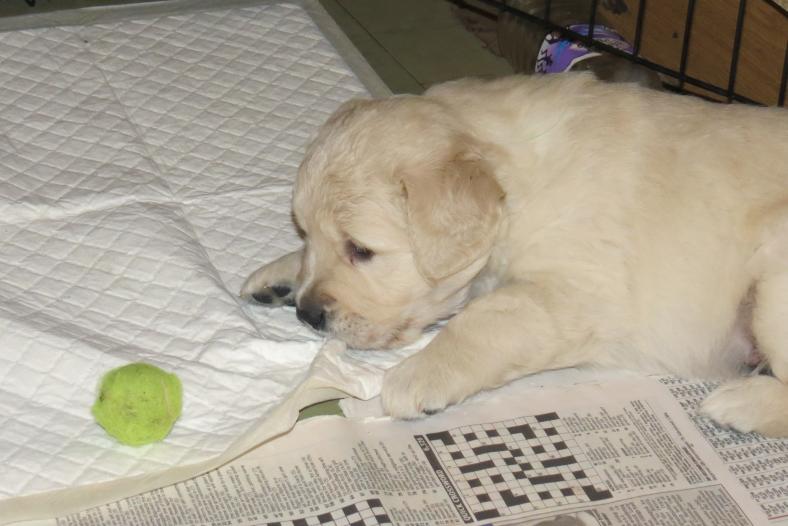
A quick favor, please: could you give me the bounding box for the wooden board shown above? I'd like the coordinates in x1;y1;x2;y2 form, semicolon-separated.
599;0;787;105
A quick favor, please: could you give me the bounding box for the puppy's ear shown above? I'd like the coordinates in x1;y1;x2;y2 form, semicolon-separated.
403;149;504;281
324;98;373;127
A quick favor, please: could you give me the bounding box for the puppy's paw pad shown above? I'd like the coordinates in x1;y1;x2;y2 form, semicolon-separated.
245;281;296;308
240;251;301;307
252;292;274;304
271;285;292;298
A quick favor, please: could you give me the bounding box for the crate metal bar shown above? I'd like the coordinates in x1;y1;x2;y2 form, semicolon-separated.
466;0;762;104
765;0;788;15
726;0;748;102
588;0;599;40
678;0;697;91
779;41;788;106
451;0;499;21
633;0;647;56
544;0;552;22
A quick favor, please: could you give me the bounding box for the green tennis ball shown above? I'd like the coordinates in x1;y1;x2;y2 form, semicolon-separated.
92;363;182;447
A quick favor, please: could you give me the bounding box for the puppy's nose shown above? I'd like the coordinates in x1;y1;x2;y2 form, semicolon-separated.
296;302;326;331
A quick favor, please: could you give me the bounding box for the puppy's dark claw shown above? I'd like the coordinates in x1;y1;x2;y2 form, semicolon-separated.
271;285;292;298
252;293;273;304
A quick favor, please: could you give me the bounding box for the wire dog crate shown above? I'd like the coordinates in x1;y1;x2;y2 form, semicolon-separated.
451;0;788;106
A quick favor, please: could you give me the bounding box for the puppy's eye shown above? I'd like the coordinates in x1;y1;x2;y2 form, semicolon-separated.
346;240;374;263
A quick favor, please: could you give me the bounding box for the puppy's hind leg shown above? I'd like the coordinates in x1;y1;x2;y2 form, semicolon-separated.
701;272;788;437
240;249;302;307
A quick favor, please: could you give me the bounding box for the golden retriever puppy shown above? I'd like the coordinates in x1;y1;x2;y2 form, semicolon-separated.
242;74;788;436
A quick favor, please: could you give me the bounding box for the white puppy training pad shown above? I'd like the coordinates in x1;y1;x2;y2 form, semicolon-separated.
0;1;379;521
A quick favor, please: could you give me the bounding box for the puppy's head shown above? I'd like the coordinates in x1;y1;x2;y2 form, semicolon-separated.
292;96;504;349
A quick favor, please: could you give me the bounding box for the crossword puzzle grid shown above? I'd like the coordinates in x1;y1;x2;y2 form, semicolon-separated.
265;499;392;526
423;412;613;521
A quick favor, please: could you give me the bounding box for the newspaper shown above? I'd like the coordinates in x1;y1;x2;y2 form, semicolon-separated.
659;377;788;523
49;376;779;526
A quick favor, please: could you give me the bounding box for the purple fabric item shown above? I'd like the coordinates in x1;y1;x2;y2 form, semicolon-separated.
535;24;633;74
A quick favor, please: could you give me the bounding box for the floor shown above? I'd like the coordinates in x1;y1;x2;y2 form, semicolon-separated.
0;0;513;94
318;0;512;93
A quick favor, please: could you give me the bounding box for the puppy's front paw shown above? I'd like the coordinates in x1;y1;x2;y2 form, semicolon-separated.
699;380;755;432
244;282;296;307
240;250;302;308
700;376;788;437
381;351;475;419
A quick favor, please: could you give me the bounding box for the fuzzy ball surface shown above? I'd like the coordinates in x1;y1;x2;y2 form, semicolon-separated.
92;363;182;446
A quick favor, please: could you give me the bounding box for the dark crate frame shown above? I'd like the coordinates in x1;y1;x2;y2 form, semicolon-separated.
450;0;788;106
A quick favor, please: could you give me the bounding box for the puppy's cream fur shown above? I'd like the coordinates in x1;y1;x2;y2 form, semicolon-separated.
242;74;788;436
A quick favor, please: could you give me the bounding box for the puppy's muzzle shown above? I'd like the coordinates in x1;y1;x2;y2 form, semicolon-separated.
296;300;326;331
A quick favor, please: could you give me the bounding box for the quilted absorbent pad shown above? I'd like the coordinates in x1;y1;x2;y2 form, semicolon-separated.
0;1;375;521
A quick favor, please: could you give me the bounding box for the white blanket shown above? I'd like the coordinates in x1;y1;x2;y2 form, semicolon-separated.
0;1;386;521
